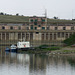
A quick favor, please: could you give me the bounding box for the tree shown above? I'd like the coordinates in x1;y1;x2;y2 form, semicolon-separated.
53;16;58;19
63;33;75;46
16;13;19;16
0;12;4;15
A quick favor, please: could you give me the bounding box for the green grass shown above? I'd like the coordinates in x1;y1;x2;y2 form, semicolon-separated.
0;15;74;23
47;18;73;22
0;15;29;22
62;50;75;53
37;45;61;51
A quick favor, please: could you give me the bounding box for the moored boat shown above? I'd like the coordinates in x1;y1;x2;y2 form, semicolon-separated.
5;47;10;52
10;44;17;52
17;41;30;50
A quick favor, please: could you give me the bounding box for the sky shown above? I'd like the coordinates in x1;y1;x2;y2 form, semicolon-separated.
0;0;75;19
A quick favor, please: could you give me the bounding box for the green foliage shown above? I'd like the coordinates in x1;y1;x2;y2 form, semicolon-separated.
0;15;29;22
39;44;49;49
49;46;60;50
63;34;75;46
38;45;60;51
53;16;58;19
0;14;74;23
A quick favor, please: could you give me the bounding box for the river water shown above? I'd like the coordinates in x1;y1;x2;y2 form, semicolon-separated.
0;47;75;75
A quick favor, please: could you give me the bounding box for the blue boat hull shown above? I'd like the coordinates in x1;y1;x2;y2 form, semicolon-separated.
5;50;10;52
5;47;10;52
11;49;17;52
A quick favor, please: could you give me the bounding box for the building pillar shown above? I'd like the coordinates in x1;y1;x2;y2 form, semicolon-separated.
39;33;41;40
9;33;10;40
15;33;18;40
60;32;62;38
60;32;62;40
25;33;26;41
68;33;70;38
29;33;30;40
56;33;58;40
1;33;2;40
52;33;54;40
44;33;46;40
48;33;50;40
5;33;6;40
64;32;66;39
21;33;22;40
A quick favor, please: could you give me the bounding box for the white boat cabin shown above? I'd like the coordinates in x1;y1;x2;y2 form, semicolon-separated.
17;41;30;48
11;44;16;49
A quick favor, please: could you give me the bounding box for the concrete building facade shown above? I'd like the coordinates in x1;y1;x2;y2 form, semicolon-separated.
0;16;75;46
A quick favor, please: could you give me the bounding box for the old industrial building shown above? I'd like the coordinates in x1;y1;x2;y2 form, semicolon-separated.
0;16;75;46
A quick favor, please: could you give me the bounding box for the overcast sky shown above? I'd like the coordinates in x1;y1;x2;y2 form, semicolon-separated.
0;0;75;19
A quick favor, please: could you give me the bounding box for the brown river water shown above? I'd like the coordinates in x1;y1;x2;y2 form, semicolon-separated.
0;46;75;75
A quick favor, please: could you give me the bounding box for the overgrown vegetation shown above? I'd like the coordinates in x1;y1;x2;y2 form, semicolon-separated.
0;12;74;23
63;33;75;46
36;44;60;51
18;45;61;54
0;15;29;22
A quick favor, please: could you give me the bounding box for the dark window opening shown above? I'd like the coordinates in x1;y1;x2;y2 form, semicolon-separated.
10;26;13;30
63;27;66;30
42;19;45;22
34;22;37;25
47;27;49;30
2;26;5;29
31;25;33;30
31;19;33;22
71;27;74;30
58;32;60;38
55;27;58;30
35;27;37;30
42;27;45;30
18;26;21;30
26;27;29;30
36;32;39;34
35;19;38;22
38;25;41;27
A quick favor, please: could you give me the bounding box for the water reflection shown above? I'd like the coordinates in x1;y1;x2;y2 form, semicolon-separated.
0;47;75;75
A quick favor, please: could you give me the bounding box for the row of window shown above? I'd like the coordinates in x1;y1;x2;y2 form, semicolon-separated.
2;26;21;30
30;27;45;30
30;19;45;22
30;26;75;30
1;26;75;30
31;22;45;25
54;27;74;30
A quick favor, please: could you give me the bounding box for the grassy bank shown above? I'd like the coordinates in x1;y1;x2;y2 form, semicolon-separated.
49;47;75;55
17;45;75;54
17;45;61;54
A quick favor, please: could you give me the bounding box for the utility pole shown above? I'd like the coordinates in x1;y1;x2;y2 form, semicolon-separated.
44;9;47;30
45;9;47;18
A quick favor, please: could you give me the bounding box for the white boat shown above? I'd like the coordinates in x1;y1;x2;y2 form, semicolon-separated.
10;44;17;52
17;41;30;50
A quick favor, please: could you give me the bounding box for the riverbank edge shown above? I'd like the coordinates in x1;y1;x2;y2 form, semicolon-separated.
17;47;75;55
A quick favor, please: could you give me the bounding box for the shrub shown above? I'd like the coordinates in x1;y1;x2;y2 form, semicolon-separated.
39;44;49;49
49;46;60;51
